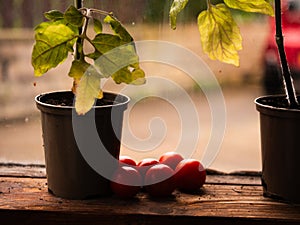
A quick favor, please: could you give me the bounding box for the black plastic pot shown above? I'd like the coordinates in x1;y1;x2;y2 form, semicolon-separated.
35;91;129;199
255;95;300;203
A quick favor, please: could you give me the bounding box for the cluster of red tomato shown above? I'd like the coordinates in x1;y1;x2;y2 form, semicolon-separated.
110;152;206;198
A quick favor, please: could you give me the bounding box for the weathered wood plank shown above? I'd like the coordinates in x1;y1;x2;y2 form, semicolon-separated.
0;176;299;225
0;164;261;185
0;164;46;178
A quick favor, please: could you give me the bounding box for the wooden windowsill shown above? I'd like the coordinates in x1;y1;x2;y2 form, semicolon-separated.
0;164;299;225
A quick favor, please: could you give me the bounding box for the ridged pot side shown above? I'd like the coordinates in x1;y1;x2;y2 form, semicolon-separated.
255;95;300;203
36;91;130;199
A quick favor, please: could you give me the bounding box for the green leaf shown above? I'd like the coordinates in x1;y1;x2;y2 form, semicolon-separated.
75;68;102;115
93;18;103;34
86;51;102;60
32;21;77;76
92;33;123;54
44;10;64;21
64;5;84;27
224;0;274;16
104;15;133;42
93;42;139;76
197;4;242;66
111;67;133;84
169;0;189;29
68;60;91;79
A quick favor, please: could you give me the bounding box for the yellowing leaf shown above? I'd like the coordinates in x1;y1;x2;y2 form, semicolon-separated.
68;60;91;79
75;68;101;115
32;21;77;76
97;90;103;99
111;65;145;85
111;67;133;84
131;68;146;85
169;0;189;29
197;4;242;66
224;0;274;16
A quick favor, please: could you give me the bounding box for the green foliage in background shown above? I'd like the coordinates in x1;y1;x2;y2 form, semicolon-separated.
170;0;274;66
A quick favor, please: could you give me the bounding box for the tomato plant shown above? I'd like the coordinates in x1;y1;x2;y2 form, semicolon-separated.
32;2;145;115
159;151;184;170
110;166;142;198
174;159;206;192
144;164;176;197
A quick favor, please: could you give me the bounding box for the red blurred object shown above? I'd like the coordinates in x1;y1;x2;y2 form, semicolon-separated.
119;155;137;167
263;0;300;94
137;158;159;178
159;152;184;170
144;164;176;197
174;159;206;193
110;166;142;198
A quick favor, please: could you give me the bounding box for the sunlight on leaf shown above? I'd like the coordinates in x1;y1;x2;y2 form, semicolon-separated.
224;0;274;16
32;21;77;76
197;3;242;66
169;0;189;29
75;68;101;115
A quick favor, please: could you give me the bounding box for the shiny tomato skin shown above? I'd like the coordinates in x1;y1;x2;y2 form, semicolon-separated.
119;155;137;167
159;152;184;170
110;166;142;198
137;158;159;178
174;159;206;192
144;164;176;197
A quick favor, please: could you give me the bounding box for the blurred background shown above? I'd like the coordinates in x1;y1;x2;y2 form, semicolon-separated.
0;0;283;172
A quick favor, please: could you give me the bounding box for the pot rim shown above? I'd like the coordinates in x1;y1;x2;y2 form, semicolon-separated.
35;90;130;110
255;95;300;111
255;95;300;118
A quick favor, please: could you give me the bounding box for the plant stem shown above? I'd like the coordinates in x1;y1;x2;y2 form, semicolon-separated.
74;0;83;60
274;0;299;108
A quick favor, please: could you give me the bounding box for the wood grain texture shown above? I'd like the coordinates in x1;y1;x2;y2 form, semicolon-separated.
0;165;299;225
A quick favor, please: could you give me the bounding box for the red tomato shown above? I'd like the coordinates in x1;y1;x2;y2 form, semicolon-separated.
144;164;176;197
159;152;184;170
110;166;142;198
119;155;137;167
174;159;206;192
137;158;159;178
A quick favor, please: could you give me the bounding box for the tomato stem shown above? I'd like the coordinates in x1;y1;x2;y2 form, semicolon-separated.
74;0;83;61
274;0;299;108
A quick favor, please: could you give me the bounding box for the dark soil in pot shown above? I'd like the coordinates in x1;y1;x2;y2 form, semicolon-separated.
255;95;300;203
36;91;129;199
41;91;118;107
